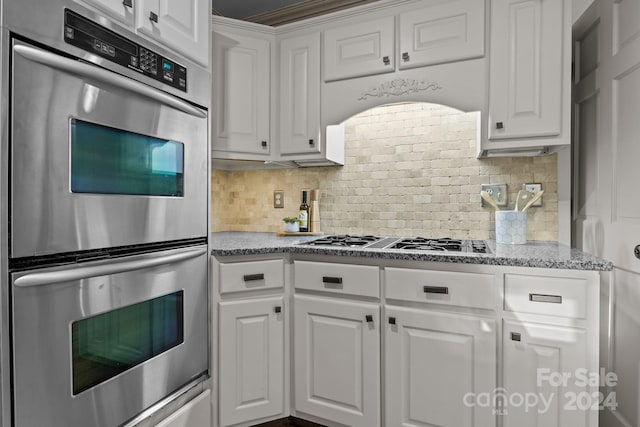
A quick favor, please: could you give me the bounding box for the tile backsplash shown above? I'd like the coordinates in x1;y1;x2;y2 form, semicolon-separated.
212;103;558;241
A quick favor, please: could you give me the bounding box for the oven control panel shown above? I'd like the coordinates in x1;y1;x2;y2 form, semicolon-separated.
63;9;187;92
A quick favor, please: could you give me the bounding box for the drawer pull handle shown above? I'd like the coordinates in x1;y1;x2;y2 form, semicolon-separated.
388;316;396;325
529;293;562;304
149;11;159;23
402;52;410;61
122;0;133;7
274;306;282;314
322;276;343;284
423;286;449;294
511;332;521;342
365;314;373;323
383;55;390;65
243;273;265;282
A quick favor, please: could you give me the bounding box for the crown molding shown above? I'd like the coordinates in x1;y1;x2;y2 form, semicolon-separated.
244;0;380;26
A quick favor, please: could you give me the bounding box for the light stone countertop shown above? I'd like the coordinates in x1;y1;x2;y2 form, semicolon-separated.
210;232;613;271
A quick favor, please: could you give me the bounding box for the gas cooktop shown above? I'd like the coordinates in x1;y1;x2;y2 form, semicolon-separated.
304;235;491;254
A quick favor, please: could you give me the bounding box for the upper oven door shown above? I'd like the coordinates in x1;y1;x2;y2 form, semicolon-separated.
10;39;208;258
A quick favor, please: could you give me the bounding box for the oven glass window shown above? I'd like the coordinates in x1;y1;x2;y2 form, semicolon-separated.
71;291;184;395
70;119;184;197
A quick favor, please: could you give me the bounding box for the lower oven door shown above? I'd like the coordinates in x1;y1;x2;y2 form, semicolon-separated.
11;245;208;427
10;39;208;258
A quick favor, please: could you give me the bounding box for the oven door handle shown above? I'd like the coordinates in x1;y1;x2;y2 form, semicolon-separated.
13;44;206;119
14;247;207;287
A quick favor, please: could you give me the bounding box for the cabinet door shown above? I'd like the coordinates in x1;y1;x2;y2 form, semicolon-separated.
219;297;284;427
385;306;497;427
323;16;394;82
213;30;271;155
294;295;380;427
75;0;133;25
398;0;485;70
279;33;321;156
488;0;563;139
136;0;209;66
503;319;591;427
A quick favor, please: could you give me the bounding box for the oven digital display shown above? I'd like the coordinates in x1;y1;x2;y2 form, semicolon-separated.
71;291;184;395
70;119;184;197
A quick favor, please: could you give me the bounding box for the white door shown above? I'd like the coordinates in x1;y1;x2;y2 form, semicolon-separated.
488;0;564;139
573;1;640;426
398;0;485;70
502;319;591;427
385;306;497;427
218;297;284;427
323;16;395;81
293;295;380;427
136;0;209;66
213;30;271;156
279;33;321;156
74;0;134;26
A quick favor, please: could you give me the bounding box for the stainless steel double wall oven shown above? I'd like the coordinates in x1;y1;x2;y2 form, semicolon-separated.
0;1;210;426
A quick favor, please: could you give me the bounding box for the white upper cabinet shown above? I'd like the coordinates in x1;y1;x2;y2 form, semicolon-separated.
136;0;210;66
398;0;485;70
213;28;271;156
488;0;564;140
75;0;133;26
76;0;209;66
323;16;395;82
279;33;321;155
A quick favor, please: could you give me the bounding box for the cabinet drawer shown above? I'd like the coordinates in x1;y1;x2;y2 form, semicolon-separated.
385;268;496;310
294;261;379;298
504;274;587;319
219;259;284;294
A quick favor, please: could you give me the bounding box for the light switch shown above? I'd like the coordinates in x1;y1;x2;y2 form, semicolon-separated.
522;183;543;206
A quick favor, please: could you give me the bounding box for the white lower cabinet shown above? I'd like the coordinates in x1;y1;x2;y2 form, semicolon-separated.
503;319;591;427
218;297;285;427
293;294;380;427
385;306;497;427
155;389;211;427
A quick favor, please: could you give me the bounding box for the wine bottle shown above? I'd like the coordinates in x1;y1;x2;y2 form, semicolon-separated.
298;190;309;232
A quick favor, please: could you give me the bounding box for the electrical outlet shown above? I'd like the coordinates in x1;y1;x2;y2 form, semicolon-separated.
481;184;508;207
273;190;284;208
522;183;543;206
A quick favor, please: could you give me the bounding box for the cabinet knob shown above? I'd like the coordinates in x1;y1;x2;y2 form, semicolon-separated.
402;52;410;61
365;314;373;323
510;332;521;342
274;306;282;314
261;140;268;148
496;122;504;129
635;245;640;259
309;139;314;146
388;317;396;325
383;55;390;65
122;0;132;7
149;11;159;23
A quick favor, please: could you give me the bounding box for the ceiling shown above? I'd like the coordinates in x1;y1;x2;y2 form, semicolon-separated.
211;0;380;26
211;0;309;20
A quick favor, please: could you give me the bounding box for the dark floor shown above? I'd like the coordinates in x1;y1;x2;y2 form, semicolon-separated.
252;417;326;427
